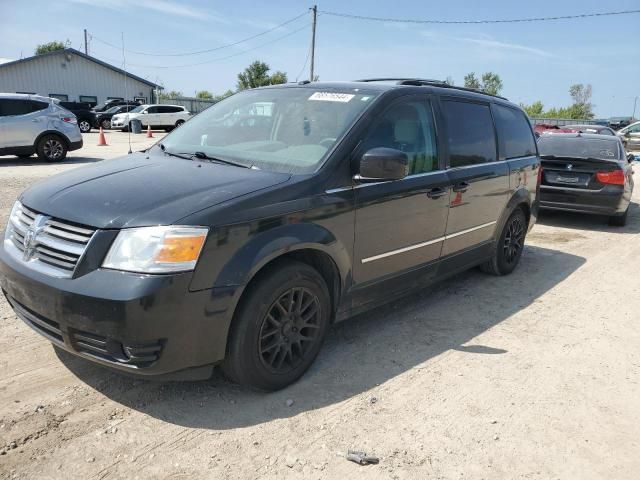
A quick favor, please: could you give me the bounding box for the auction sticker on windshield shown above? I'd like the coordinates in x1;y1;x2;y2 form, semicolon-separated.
308;92;355;102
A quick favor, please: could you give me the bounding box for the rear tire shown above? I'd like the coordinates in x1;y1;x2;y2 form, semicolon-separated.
78;120;91;133
101;119;111;129
221;260;331;391
609;208;628;227
481;208;527;276
36;134;67;162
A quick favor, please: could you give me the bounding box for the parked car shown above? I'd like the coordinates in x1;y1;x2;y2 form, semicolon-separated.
110;104;191;132
58;101;96;133
538;133;634;225
0;93;83;162
93;104;139;130
93;99;140;113
533;123;577;138
0;80;540;390
617;121;640;151
562;124;616;136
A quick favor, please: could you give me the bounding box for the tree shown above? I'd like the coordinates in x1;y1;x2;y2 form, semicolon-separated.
35;41;68;55
463;72;503;96
213;89;234;102
159;90;182;100
568;83;594;119
237;60;288;90
520;101;545;117
464;73;481;90
481;72;503;96
195;90;213;99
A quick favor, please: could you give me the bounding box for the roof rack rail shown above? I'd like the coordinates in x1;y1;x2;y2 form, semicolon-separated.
354;78;508;101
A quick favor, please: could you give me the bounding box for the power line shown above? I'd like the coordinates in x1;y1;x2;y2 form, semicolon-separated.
319;8;640;25
93;23;310;69
90;11;308;57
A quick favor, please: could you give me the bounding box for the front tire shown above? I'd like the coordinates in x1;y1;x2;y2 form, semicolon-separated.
222;260;331;391
36;134;67;162
481;208;527;276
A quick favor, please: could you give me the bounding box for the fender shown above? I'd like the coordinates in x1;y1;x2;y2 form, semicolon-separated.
493;186;533;242
190;222;352;293
33;129;72;148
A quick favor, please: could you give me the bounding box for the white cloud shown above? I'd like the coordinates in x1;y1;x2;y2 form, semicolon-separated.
459;37;553;58
62;0;220;21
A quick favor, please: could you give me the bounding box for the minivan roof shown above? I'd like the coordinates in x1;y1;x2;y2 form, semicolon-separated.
259;79;515;107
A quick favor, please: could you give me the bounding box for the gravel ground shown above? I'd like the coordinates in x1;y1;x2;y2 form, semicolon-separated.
1;135;639;479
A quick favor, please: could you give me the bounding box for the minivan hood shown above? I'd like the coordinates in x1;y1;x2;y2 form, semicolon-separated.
20;152;290;228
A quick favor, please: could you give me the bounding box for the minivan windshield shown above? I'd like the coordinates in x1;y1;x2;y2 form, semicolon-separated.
538;135;622;160
158;87;379;174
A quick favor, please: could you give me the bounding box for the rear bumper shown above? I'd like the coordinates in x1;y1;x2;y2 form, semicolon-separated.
540;185;630;215
0;245;239;380
69;139;83;152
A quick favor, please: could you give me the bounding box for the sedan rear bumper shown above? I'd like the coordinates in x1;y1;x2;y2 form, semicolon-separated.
539;184;630;215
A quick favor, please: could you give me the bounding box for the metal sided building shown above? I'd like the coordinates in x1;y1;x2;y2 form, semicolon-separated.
0;48;159;106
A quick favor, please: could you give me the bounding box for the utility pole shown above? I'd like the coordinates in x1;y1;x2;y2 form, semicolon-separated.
84;29;88;55
309;5;317;82
633;96;638;120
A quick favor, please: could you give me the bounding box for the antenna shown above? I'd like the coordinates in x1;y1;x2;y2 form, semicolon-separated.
122;32;132;155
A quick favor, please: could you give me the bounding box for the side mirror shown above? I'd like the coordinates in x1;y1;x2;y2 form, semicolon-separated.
142;110;148;114
625;131;631;138
356;147;408;182
628;153;635;163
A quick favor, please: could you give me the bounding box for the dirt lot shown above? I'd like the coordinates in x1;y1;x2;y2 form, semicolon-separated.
1;134;639;479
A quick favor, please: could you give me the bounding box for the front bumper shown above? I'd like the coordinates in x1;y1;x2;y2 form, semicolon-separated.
539;185;630;216
0;246;238;379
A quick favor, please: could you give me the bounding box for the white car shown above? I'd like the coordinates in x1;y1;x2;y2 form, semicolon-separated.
617;121;640;152
111;104;191;132
0;93;83;162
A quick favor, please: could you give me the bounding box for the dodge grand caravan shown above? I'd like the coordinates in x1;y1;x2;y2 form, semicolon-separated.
0;79;540;390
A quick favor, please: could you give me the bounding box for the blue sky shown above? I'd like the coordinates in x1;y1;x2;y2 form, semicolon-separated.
1;0;638;117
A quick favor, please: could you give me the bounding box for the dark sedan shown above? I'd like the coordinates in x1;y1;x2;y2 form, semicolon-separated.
93;104;140;129
538;133;634;226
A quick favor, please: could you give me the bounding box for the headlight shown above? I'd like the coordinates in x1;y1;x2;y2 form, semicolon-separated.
4;201;21;242
102;226;208;274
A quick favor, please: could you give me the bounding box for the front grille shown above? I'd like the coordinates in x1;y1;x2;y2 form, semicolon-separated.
7;204;96;278
6;296;64;344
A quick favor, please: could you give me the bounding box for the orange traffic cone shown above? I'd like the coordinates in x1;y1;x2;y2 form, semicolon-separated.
97;127;108;146
146;125;154;138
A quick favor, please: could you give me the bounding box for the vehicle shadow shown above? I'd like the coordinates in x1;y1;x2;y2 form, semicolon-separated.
537;200;639;234
57;244;585;430
0;156;103;167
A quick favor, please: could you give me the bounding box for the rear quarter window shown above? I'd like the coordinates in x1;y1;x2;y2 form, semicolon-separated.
493;104;537;160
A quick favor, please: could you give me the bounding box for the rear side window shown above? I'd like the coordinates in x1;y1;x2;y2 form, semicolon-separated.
0;99;41;116
442;100;496;167
30;101;48;112
493;104;537;160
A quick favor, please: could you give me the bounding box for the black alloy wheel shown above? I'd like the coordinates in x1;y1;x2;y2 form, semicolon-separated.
221;260;331;391
481;208;527;276
503;213;525;266
258;287;322;374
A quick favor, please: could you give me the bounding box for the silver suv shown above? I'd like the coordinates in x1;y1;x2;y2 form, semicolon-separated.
0;94;83;162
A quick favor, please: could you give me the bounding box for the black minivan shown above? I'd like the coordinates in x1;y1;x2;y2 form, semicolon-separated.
0;80;540;390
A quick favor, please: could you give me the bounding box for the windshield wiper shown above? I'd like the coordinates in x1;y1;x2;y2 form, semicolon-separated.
159;144;251;168
190;151;251;169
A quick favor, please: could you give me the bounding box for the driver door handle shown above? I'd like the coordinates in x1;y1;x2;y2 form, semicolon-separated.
452;181;470;193
427;187;447;199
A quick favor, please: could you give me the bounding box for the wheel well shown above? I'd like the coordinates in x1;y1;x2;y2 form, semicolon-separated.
240;249;341;319
517;202;531;225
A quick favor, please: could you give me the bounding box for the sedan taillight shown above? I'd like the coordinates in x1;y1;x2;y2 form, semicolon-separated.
596;169;625;185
